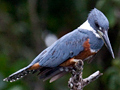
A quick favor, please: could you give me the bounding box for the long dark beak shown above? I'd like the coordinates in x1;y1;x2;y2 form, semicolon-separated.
98;30;115;59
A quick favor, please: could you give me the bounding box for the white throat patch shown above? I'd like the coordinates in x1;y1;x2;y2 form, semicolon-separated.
78;20;100;38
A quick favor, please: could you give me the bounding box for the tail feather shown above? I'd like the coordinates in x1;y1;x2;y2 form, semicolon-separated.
37;67;52;75
39;66;69;82
3;66;34;82
50;72;67;83
41;68;62;81
3;65;71;83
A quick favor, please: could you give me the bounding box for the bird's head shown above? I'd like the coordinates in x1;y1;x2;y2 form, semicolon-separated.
88;8;115;58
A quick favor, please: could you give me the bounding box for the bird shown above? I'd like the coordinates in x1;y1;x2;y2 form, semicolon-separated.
3;8;115;83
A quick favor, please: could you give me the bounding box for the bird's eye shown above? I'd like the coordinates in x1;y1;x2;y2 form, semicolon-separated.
95;21;102;31
95;21;99;28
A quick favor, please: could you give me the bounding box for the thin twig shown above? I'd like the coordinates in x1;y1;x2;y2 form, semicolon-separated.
83;71;103;87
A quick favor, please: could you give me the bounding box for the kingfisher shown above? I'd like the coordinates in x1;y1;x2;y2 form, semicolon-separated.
3;8;115;83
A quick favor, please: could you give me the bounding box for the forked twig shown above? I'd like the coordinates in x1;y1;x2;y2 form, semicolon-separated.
68;60;103;90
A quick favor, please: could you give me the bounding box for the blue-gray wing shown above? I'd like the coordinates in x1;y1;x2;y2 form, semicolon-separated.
39;29;88;67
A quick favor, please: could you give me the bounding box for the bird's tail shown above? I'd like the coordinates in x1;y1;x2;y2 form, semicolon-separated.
3;65;71;83
3;66;34;82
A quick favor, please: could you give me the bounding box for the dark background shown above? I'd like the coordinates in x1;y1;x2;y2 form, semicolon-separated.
0;0;120;90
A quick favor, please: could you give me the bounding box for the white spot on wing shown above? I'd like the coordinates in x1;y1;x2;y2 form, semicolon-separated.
78;20;100;38
84;49;97;60
90;49;97;53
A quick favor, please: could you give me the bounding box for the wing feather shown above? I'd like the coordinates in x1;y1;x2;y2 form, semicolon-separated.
39;29;88;67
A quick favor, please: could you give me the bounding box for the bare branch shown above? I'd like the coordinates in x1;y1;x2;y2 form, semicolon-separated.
83;71;103;87
68;60;103;90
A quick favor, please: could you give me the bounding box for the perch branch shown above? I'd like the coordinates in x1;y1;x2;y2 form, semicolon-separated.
68;60;103;90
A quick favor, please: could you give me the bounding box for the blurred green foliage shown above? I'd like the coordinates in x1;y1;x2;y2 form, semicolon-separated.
0;0;120;90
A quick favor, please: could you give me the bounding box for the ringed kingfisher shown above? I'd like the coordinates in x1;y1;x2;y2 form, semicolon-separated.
3;8;115;83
